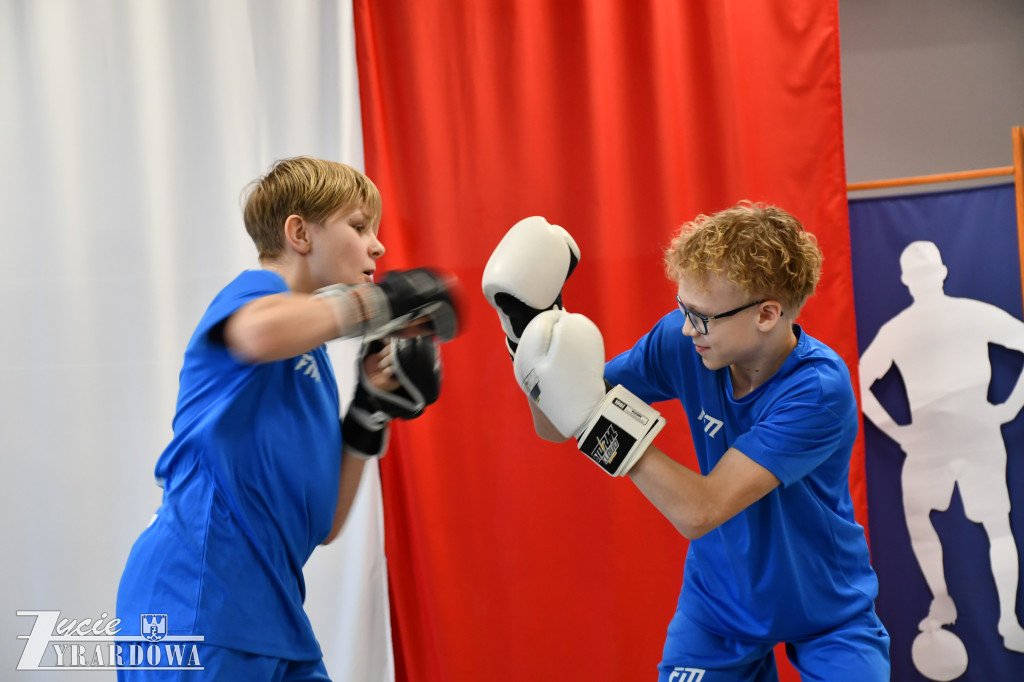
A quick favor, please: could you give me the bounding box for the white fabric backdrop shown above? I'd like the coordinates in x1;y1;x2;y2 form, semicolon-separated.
0;1;393;679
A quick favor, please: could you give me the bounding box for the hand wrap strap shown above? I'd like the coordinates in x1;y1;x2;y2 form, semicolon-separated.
315;268;459;343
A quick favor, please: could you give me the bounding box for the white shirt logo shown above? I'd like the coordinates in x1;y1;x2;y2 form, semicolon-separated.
698;409;723;438
295;354;321;382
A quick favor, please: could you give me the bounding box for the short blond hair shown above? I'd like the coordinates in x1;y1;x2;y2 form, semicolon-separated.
241;157;382;259
664;201;822;310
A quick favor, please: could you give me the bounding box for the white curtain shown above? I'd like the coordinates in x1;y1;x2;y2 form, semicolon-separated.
0;1;393;679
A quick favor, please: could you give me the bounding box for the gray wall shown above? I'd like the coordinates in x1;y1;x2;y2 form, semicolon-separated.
840;0;1024;188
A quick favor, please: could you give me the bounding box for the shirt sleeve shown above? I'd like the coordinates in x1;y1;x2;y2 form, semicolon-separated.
604;310;686;404
732;360;858;487
194;270;289;349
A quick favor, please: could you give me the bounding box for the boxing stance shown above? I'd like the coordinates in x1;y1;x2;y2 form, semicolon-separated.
117;157;457;681
484;206;889;681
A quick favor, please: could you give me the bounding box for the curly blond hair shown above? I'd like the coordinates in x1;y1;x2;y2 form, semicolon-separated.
664;201;822;310
241;157;382;260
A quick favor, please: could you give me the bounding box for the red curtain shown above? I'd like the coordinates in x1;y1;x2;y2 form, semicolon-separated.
353;1;855;680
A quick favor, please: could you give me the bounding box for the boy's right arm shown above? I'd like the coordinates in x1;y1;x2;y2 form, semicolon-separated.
225;268;458;364
224;293;341;364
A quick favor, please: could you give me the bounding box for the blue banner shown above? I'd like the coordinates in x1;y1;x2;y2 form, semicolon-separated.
850;182;1024;681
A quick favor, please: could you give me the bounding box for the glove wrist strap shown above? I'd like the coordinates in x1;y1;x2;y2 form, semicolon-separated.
342;406;391;459
575;385;665;476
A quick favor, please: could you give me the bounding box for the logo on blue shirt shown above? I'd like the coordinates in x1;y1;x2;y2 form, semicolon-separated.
294;354;321;382
698;409;723;438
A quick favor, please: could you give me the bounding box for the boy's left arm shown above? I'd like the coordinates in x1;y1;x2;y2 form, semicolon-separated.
514;308;780;539
323;454;368;545
627;445;780;540
322;335;443;544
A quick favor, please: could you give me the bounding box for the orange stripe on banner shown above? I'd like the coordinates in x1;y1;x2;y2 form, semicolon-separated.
1014;127;1024;317
846;166;1014;192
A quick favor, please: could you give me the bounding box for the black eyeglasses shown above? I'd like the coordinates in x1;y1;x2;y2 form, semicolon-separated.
675;295;766;335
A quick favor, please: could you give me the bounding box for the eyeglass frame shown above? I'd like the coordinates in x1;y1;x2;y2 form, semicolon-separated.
675;295;767;335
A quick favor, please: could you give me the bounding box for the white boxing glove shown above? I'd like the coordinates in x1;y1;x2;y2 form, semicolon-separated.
482;216;580;357
514;310;666;476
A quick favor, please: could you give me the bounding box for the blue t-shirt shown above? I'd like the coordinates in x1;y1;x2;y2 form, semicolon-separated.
117;270;341;659
605;310;878;642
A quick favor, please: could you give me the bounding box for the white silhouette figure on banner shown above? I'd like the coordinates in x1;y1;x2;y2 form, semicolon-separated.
859;241;1024;676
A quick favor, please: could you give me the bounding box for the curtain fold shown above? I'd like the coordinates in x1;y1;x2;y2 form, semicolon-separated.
354;1;854;680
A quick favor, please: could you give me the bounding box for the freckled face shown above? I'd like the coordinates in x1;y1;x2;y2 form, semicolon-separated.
308;206;384;288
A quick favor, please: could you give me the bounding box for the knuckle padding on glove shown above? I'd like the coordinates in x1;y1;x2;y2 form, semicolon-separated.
376;268;459;342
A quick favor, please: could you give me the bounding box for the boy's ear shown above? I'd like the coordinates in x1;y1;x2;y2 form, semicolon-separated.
758;300;786;328
284;214;312;255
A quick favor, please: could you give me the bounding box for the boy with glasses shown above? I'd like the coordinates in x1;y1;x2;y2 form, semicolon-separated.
485;202;889;681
